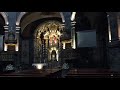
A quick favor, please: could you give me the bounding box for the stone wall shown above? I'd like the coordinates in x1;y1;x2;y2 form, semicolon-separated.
21;40;29;65
109;47;120;72
61;47;98;68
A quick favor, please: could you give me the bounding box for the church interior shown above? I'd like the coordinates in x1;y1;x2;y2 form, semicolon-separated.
0;12;120;78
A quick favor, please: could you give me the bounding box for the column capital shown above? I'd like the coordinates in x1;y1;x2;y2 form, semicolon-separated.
71;21;76;23
71;21;76;26
61;23;65;31
4;25;9;30
16;26;20;34
16;26;20;30
61;23;65;27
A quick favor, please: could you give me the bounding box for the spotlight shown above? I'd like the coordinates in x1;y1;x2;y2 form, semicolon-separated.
37;64;43;69
32;63;45;70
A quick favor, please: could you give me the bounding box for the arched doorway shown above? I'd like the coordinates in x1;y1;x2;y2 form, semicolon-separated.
0;12;8;25
0;13;6;52
18;12;65;68
0;14;5;35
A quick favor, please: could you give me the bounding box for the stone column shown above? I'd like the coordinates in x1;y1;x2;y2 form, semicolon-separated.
117;12;120;40
59;23;65;66
15;26;20;66
95;12;109;68
45;39;48;63
15;26;20;51
4;25;9;51
108;12;118;42
71;21;76;49
108;12;120;72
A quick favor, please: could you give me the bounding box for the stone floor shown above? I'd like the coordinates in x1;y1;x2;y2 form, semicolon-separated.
0;69;60;77
0;68;120;78
65;68;120;78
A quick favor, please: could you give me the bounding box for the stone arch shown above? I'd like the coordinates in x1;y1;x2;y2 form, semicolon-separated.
16;12;65;26
0;12;9;25
71;12;76;21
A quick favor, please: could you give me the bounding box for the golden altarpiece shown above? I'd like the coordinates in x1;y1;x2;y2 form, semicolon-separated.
33;21;64;65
